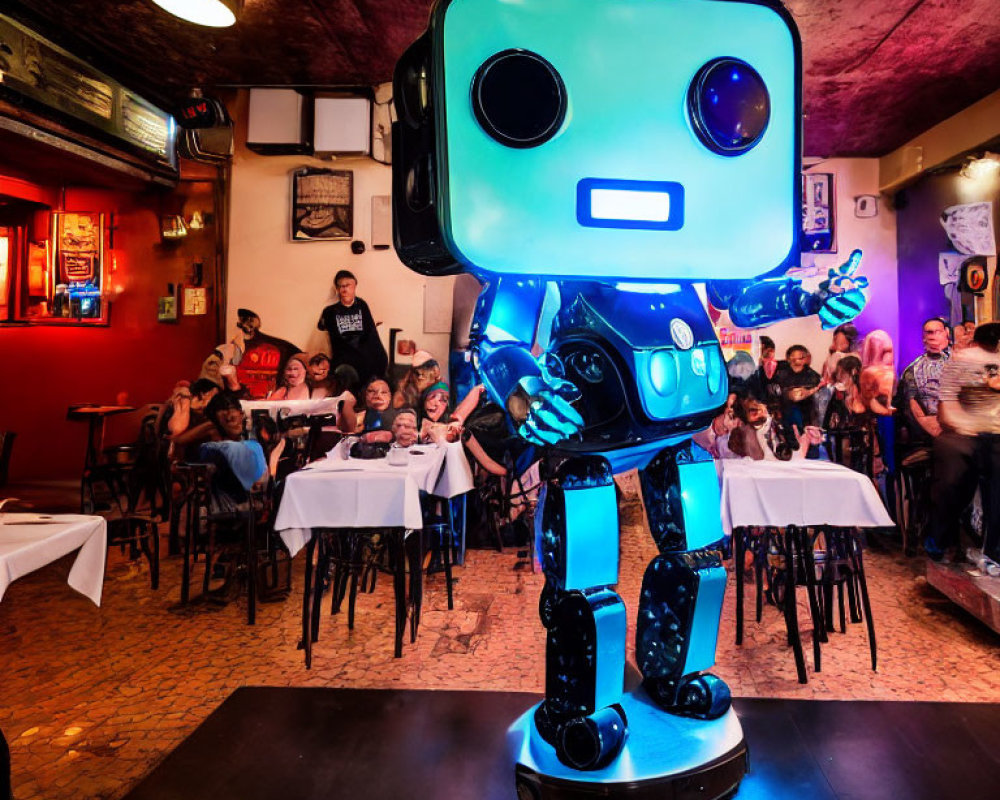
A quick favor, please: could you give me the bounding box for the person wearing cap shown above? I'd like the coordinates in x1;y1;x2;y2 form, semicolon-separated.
317;269;388;385
419;381;462;443
393;349;442;409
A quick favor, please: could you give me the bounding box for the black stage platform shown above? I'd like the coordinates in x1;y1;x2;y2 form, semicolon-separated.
123;688;1000;800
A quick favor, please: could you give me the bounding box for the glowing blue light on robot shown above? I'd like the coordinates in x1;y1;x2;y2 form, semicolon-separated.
691;348;707;377
590;188;671;223
649;350;678;396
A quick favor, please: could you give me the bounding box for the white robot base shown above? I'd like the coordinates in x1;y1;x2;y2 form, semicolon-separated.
508;688;747;800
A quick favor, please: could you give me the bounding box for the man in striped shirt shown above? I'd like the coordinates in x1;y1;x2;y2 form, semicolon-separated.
926;323;1000;561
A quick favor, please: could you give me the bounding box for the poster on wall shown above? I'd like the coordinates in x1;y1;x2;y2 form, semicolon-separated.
801;172;835;253
55;212;102;284
291;168;353;241
183;287;207;315
940;201;996;256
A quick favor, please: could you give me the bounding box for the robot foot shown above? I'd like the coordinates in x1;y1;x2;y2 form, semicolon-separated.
534;703;628;771
643;673;731;720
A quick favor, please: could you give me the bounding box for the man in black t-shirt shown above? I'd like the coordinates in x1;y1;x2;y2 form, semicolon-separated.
317;270;388;385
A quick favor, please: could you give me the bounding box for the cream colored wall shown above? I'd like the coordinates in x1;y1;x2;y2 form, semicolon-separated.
749;158;898;364
226;85;897;379
225;90;454;375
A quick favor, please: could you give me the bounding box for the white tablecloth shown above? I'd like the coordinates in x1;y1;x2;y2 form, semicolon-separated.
275;442;474;557
241;396;345;421
0;514;107;606
719;459;893;534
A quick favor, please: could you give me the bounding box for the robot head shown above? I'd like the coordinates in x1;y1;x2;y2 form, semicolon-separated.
393;0;800;281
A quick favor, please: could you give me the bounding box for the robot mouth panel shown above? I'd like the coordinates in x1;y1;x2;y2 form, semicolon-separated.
576;178;685;231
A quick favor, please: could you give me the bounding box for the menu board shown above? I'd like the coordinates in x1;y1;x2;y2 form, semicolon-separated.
0;14;176;169
122;91;171;159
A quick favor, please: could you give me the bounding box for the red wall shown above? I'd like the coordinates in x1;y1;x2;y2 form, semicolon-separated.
0;182;221;479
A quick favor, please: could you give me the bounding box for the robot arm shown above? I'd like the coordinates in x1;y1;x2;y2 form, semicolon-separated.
471;275;583;445
707;249;868;330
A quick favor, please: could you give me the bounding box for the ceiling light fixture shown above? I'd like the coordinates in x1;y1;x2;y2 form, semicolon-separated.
960;152;1000;181
150;0;241;28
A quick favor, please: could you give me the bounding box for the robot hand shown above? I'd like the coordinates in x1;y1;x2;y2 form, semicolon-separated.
815;249;868;329
508;356;584;446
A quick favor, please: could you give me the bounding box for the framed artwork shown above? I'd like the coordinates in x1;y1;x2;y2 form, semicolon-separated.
55;212;102;284
801;172;835;253
48;211;107;324
183;286;207;315
291;167;353;241
157;293;178;323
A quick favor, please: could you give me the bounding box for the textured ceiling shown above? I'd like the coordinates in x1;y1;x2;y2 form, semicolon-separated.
3;0;999;157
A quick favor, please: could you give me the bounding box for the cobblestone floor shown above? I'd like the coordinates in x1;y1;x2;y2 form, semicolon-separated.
2;487;999;799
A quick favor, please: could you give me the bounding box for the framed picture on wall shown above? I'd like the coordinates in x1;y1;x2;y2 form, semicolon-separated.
291;167;353;241
801;172;835;253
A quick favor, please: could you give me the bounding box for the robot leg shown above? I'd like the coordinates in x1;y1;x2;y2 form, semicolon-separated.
534;454;628;771
636;442;731;720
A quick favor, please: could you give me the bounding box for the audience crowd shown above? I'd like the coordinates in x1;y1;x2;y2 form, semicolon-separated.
158;265;998;570
700;316;1000;570
159;269;508;514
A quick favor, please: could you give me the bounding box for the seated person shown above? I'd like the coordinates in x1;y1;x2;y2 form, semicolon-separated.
359;378;397;443
823;355;874;472
777;344;823;437
823;355;867;430
692;391;741;459
725;352;757;394
393;350;441;409
307;353;336;397
163;379;221;461
197;393;268;511
167;378;219;433
859;329;896;416
728;394;820;461
419;381;462;444
746;335;783;416
333;363;362;400
390;408;420;448
268;353;313;401
198;352;225;389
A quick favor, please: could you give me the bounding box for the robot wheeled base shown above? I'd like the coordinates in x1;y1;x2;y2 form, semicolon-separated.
508;688;747;800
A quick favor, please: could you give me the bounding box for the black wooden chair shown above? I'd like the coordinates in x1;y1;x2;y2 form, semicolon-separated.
95;408;165;589
172;461;287;624
0;430;15;489
735;523;876;683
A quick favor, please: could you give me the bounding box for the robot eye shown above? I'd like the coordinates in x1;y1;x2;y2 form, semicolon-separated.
687;58;770;156
471;49;566;148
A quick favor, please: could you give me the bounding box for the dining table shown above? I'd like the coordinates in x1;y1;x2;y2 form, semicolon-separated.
718;458;893;683
0;511;107;793
0;512;108;606
274;441;474;662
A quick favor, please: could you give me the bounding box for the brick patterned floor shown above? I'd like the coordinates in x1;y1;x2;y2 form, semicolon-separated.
2;489;999;799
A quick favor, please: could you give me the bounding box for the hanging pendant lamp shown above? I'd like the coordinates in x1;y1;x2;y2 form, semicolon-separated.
150;0;241;28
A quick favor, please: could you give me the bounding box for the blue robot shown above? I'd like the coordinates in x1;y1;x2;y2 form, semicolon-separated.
392;1;867;796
